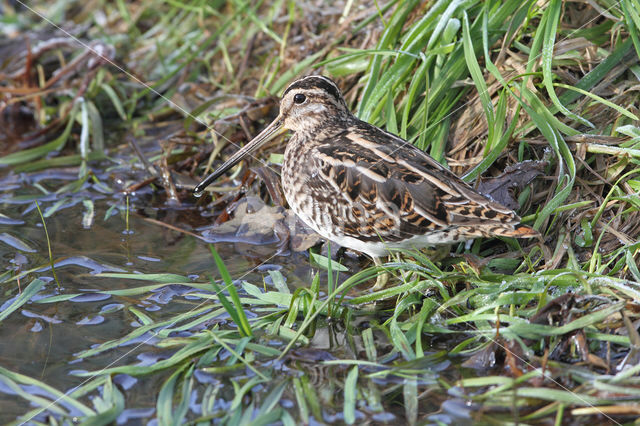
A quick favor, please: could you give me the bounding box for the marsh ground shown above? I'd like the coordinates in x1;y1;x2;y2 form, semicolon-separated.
1;1;640;424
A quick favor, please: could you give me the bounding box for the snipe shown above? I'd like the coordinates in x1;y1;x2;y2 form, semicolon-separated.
195;76;539;289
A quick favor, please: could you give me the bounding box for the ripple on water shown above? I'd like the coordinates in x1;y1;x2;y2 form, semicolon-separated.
21;309;62;324
70;293;112;303
137;255;161;262
0;214;24;225
113;374;138;390
116;408;156;425
100;303;125;314
30;321;43;332
76;315;105;325
0;232;37;252
36;256;127;275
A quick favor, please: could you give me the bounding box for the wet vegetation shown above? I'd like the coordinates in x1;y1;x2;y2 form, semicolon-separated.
1;0;640;424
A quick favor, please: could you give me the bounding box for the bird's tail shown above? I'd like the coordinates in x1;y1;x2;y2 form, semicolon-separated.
502;223;540;239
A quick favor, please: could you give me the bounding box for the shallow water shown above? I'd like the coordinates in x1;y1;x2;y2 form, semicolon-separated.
0;167;303;420
0;161;474;423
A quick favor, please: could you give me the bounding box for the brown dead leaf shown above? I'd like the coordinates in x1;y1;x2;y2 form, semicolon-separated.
477;160;547;210
462;338;527;378
285;213;323;252
461;341;497;370
254;166;286;207
199;196;322;252
200;196;285;245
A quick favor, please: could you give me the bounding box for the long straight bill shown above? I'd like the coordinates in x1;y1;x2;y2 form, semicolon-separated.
194;118;285;194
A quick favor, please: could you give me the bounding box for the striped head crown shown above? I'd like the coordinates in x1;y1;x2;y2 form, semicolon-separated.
278;75;352;132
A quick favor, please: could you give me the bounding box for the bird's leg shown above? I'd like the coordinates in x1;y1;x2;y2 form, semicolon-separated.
371;257;389;291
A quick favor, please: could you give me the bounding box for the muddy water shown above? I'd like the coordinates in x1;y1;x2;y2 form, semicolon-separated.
0;158;471;424
0;167;323;422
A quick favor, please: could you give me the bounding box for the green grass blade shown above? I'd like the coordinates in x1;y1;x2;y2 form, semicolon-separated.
390;318;415;360
621;0;640;61
558;38;634;106
0;366;95;417
209;245;252;337
309;251;349;272
358;0;424;116
403;376;418;425
0;279;45;322
79;376;125;426
257;381;287;418
157;364;192;426
95;272;191;283
343;366;358;425
541;0;593;128
0;104;78;166
554;83;639;121
462;11;494;131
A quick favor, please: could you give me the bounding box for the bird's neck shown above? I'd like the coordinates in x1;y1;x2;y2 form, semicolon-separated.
300;114;356;140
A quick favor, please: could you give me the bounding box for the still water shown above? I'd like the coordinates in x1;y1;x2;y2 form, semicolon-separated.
0;167;342;423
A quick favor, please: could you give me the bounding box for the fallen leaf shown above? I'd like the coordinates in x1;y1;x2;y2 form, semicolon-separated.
199;196;322;252
477;160;547;209
199;196;285;245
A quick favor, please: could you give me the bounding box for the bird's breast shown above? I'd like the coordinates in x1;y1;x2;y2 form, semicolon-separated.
281;134;338;240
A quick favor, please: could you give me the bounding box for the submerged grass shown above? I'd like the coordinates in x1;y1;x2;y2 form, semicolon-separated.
34;201;60;288
1;0;640;424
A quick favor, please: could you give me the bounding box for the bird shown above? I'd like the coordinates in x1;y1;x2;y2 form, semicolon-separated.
194;75;539;290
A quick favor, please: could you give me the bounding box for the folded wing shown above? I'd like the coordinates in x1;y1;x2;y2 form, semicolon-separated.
306;123;536;242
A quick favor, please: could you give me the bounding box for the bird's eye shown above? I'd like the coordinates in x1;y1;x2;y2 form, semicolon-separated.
293;93;306;104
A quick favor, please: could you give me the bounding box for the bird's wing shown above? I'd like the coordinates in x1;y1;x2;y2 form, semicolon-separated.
308;124;521;241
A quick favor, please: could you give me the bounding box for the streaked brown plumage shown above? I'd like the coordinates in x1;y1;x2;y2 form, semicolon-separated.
195;76;539;289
